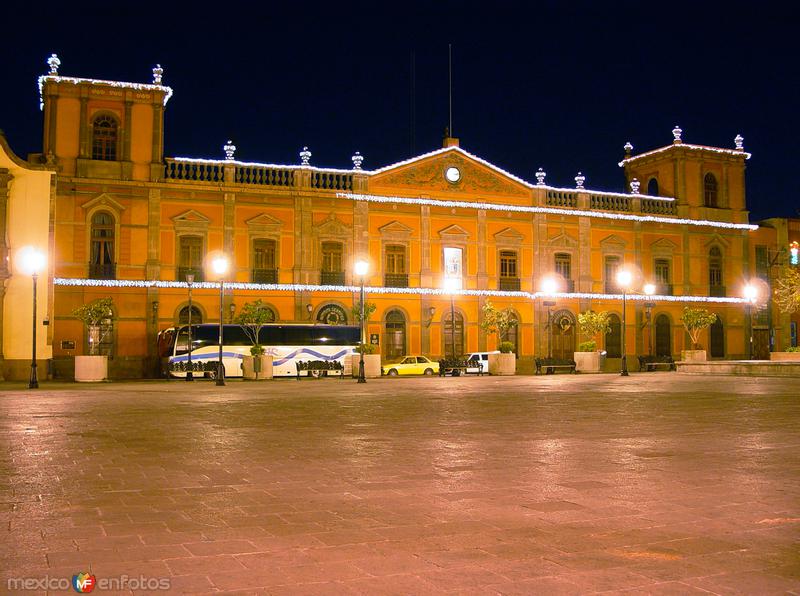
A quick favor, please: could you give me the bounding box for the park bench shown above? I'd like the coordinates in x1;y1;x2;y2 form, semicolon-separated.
438;358;483;376
637;355;676;371
296;359;344;379
534;357;577;375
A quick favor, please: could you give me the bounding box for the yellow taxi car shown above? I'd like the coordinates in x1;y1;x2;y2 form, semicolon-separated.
382;355;440;376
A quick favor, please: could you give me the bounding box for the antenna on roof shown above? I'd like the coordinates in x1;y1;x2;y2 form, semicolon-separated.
448;44;453;136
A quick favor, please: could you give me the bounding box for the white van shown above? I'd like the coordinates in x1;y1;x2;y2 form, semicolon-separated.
465;351;499;374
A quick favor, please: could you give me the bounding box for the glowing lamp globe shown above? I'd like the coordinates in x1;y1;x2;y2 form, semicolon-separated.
541;277;558;295
743;284;758;304
616;269;633;289
17;246;46;276
644;283;656;296
211;256;229;276
443;277;460;293
354;260;369;277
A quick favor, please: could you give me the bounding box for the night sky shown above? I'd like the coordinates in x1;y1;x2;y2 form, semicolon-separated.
1;2;796;222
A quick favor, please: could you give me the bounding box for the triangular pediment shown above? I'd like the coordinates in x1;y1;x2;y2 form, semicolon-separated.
369;147;530;198
81;193;126;213
378;220;413;237
651;238;679;253
245;213;283;232
438;224;470;239
315;213;351;237
599;234;627;250
171;209;210;224
704;233;732;249
547;232;579;248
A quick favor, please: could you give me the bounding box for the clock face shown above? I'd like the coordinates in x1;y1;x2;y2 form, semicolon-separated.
445;166;461;183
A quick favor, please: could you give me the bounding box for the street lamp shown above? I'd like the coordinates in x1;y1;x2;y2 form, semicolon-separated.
354;259;369;383
186;272;195;381
617;268;633;376
443;277;460;359
643;283;656;357
211;255;229;386
743;284;758;359
541;277;558;359
18;247;46;389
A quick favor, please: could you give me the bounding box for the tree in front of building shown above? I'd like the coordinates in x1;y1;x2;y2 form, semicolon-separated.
72;298;114;355
480;300;518;353
774;265;800;314
681;307;718;350
235;299;274;356
577;310;611;352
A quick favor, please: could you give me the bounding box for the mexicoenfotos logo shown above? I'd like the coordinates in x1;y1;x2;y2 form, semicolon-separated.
72;572;96;593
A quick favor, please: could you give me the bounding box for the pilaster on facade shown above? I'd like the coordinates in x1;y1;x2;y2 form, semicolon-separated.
578;217;592;293
354;200;369;259
419;205;432;287
477;209;488;290
223;192;235;259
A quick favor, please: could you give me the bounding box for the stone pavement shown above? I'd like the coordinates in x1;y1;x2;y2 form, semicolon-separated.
0;373;798;595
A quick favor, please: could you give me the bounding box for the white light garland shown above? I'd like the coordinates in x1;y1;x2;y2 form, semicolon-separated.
53;277;750;304
336;192;758;231
618;143;751;166
38;75;174;110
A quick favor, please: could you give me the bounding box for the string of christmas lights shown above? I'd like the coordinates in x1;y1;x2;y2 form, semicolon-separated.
38;75;174;111
618;143;751;166
336;192;758;231
53;277;750;304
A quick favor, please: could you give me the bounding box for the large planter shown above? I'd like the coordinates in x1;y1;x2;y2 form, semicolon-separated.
574;351;603;373
75;355;108;382
770;352;800;361
681;350;707;362
242;355;273;380
350;354;382;378
488;352;516;375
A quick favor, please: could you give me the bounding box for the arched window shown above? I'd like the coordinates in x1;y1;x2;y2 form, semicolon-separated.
92;114;118;161
179;306;203;325
710;317;724;358
444;311;464;358
385;309;406;359
551;310;576;360
709;246;724;296
606;314;621;358
500;312;519;357
647;178;659;196
704;173;718;208
89;211;115;279
655;314;671;357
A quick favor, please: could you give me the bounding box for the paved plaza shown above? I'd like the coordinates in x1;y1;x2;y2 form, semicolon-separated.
1;373;798;595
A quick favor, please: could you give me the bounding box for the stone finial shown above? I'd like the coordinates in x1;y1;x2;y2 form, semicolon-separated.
152;64;164;85
734;134;744;150
575;172;586;190
47;54;61;75
535;167;546;186
624;141;633;158
630;178;640;194
351;151;364;170
223;140;236;161
672;125;683;144
299;146;312;166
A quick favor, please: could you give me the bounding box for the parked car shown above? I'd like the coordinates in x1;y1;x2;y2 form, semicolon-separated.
465;351;499;374
382;355;440;376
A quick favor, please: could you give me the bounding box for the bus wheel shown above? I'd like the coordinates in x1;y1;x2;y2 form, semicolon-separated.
387;369;398;376
423;368;434;376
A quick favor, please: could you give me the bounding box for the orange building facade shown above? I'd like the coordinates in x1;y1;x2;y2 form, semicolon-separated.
2;59;796;380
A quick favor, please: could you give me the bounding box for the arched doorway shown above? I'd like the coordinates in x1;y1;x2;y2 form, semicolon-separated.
443;311;464;358
710;317;724;358
316;303;348;325
178;305;203;325
655;314;671;357
551;309;575;360
500;312;519;357
385;309;406;360
606;314;621;358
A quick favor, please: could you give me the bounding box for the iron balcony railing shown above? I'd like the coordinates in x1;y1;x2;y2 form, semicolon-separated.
177;266;204;283
709;284;726;297
320;270;346;286
88;262;116;280
252;268;278;284
499;277;521;291
384;273;409;288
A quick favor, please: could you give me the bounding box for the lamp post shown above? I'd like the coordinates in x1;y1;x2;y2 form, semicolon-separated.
186;272;194;381
212;256;229;386
744;284;758;359
541;277;558;359
354;259;369;383
444;277;459;359
643;283;656;357
617;269;633;376
19;248;46;389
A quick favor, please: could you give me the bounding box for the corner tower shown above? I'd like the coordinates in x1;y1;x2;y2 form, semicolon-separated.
38;55;172;182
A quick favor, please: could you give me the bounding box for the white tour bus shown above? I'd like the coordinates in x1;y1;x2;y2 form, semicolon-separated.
158;323;361;378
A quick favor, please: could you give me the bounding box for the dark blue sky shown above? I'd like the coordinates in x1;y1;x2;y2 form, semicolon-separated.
1;1;796;221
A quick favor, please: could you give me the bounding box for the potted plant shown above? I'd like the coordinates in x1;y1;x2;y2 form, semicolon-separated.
680;307;718;362
351;342;382;378
72;297;113;381
235;299;274;379
351;301;380;377
770;345;800;361
481;300;517;375
575;310;610;372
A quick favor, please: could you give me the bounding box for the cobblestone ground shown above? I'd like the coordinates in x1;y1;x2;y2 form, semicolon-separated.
1;373;798;595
